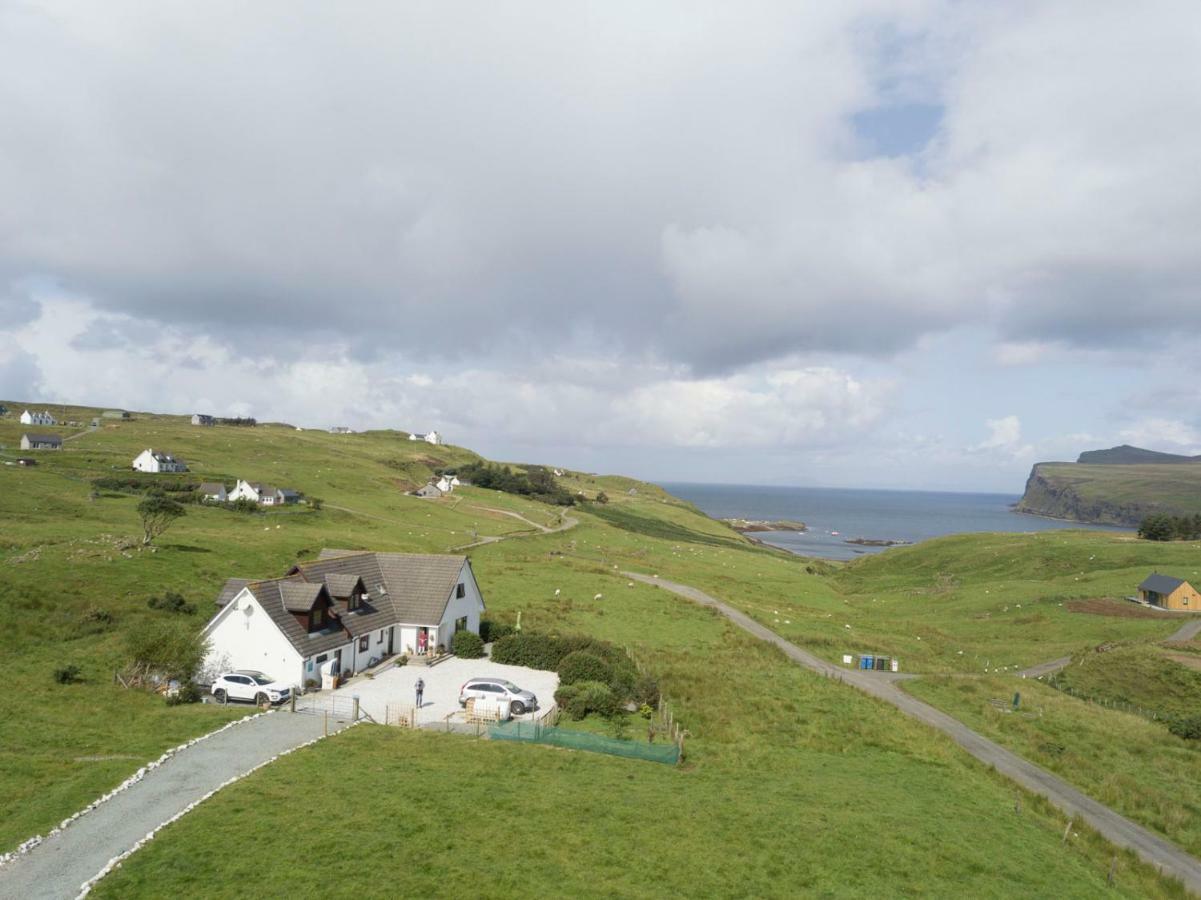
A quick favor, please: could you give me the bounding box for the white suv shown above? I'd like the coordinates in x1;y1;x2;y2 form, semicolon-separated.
211;670;292;706
459;677;538;715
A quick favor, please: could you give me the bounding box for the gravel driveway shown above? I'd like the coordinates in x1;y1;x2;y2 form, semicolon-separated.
0;712;349;900
343;658;559;727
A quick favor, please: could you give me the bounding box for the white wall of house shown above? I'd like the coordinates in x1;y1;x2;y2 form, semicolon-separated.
132;449;161;473
437;562;486;650
228;480;261;503
201;589;305;687
20;410;56;426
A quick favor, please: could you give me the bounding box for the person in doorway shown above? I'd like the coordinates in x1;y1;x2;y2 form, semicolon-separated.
415;677;425;709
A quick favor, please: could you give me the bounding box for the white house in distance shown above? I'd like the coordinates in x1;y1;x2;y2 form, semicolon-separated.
201;549;486;688
228;479;300;506
408;430;443;445
192;414;215;426
132;448;189;473
20;409;57;426
198;482;228;503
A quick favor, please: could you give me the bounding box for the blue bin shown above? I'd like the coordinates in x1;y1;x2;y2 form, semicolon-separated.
860;655;874;670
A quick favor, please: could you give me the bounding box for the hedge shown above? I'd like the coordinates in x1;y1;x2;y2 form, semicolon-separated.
557;650;614;687
451;630;485;659
554;680;619;720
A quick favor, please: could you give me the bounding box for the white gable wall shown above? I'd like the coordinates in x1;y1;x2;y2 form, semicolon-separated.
437;561;486;651
202;589;305;687
132;449;159;473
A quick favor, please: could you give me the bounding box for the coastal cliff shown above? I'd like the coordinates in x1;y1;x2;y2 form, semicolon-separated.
1015;456;1201;526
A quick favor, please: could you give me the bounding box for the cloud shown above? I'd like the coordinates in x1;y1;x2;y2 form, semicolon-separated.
968;415;1035;460
1118;418;1201;455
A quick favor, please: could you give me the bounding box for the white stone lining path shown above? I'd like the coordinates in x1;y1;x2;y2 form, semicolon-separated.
0;711;351;900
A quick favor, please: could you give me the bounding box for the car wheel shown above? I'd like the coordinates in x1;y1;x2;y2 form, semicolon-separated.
214;688;227;704
255;692;269;707
511;701;526;715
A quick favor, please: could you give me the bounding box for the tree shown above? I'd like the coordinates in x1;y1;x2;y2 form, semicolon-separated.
137;494;186;545
595;491;609;504
126;621;208;682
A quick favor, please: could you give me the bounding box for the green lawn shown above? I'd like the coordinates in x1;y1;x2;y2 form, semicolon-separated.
904;675;1201;859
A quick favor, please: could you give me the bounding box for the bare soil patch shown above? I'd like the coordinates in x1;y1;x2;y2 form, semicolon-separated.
1066;598;1191;619
1163;652;1201;672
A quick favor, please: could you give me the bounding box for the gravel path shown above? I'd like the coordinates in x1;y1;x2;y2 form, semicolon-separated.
1018;656;1074;678
625;571;1201;895
0;712;348;900
1168;617;1201;643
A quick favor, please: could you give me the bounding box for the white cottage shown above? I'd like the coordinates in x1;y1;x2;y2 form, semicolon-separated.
228;479;298;506
132;448;189;473
198;482;228;502
408;430;443;445
20;409;57;426
201;550;486;688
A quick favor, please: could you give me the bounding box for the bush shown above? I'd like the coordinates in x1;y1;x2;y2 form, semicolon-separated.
1168;715;1201;740
633;673;661;708
491;633;566;670
451;630;485;659
53;664;82;685
126;621;208;681
479;619;515;643
148;591;196;615
555;680;619;720
166;682;203;705
557;650;614;687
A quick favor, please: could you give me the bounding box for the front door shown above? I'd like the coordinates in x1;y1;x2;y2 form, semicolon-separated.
387;626;395;655
333;648;342;675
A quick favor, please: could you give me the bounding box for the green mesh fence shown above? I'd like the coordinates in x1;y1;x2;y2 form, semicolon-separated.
489;719;680;765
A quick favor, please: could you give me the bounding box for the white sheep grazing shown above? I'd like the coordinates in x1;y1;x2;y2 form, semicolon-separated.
554;589;560;597
593;593;603;600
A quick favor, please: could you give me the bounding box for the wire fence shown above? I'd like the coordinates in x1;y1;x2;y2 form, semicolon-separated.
1043;676;1171;723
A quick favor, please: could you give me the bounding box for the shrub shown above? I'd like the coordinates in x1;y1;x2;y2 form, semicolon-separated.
1168;715;1201;740
451;630;485;659
148;591;196;615
555;680;619;720
166;682;203;705
479;619;515;643
557;650;614;687
633;673;661;708
53;664;82;685
126;621;208;681
491;633;566;670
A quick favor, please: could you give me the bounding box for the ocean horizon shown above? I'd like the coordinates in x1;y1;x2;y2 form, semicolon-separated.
659;482;1127;561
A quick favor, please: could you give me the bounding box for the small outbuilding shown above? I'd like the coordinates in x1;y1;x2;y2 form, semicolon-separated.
20;433;62;451
1138;574;1199;611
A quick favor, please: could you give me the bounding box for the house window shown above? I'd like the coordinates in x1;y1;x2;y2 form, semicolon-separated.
308;608;324;631
348;593;360;612
455;583;466;599
359;635;369;652
306;659;314;672
455;616;468;633
378;629;385;644
316;654;328;664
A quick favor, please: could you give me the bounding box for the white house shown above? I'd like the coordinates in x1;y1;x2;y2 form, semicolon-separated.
228;479;299;506
20;409;57;426
435;474;460;493
329;426;353;434
192;414;215;426
201;550;486;688
132;448;189;474
408;430;443;445
198;482;228;503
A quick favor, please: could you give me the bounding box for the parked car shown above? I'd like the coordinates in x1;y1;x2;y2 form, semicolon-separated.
459;677;538;715
211;670;292;706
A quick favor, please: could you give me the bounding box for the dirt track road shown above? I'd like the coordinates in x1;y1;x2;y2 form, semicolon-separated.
625;571;1201;896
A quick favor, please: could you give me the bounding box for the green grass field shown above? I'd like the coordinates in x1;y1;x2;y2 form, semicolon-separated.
3;401;1198;895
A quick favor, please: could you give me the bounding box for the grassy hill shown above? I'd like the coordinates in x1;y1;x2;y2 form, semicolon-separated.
1016;459;1201;525
2;401;1198;895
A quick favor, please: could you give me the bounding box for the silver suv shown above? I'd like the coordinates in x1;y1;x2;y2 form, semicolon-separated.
459;677;537;715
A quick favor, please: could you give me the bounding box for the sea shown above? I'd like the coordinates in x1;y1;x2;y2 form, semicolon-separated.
658;483;1128;561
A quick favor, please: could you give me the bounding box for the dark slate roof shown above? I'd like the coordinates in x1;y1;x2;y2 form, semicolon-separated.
215;578;250;608
321;573;362;598
1139;573;1188;594
244;578;349;656
280;581;324;612
312;549;472;625
23;433;61;445
198;482;227;494
290;554;399;638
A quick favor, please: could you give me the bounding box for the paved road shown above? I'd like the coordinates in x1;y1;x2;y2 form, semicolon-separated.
1018;656;1074;678
0;712;349;900
1169;617;1201;643
625;572;1201;895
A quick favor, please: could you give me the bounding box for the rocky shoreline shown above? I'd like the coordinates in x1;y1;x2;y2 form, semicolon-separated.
722;518;808;533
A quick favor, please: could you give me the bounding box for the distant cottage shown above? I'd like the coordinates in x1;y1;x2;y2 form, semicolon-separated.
20;433;62;451
329;426;353;434
132;448;189;474
408;430;443;445
192;414;215;426
20;409;57;426
102;410;131;420
229;479;301;506
1138;574;1200;611
198;482;229;503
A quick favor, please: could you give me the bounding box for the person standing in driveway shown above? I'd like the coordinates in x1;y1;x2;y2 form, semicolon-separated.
415;677;425;709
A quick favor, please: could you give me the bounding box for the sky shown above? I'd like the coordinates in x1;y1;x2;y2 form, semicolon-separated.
2;1;1200;492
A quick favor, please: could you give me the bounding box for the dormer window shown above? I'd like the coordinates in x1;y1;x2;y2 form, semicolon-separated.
348;592;361;612
308;608;325;631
